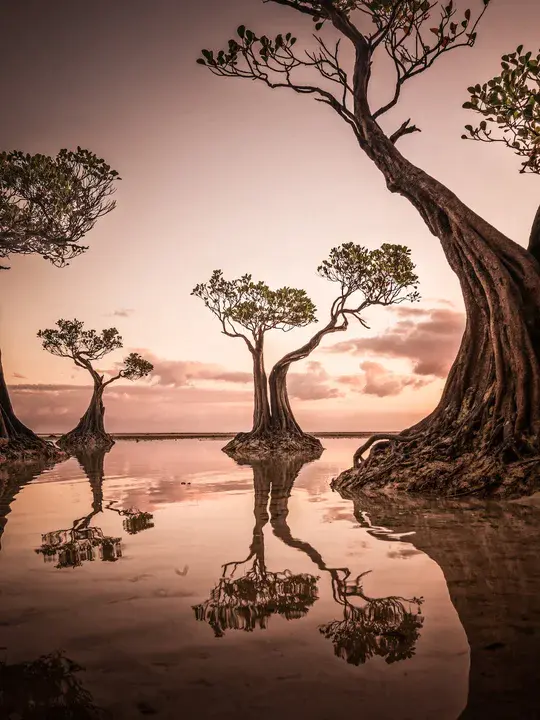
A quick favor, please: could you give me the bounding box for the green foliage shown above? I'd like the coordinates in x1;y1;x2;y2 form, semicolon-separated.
121;352;154;380
197;0;490;127
462;45;540;173
38;319;123;361
192;270;317;341
37;320;153;383
0;147;119;269
317;242;420;307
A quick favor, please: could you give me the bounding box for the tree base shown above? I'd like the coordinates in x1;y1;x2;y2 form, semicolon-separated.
0;436;66;467
223;431;324;462
333;433;540;499
57;431;115;454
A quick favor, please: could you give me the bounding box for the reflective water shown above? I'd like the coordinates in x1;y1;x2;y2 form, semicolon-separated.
0;439;539;719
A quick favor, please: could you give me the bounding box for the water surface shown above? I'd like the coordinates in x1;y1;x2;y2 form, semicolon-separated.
1;439;538;719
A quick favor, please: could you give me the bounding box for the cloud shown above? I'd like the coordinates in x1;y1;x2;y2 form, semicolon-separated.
288;361;343;401
108;308;135;318
12;372;26;379
327;307;465;378
338;361;432;398
142;353;252;387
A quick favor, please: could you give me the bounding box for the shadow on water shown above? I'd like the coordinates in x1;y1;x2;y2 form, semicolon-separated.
342;490;540;719
194;456;424;667
0;651;103;719
34;449;155;569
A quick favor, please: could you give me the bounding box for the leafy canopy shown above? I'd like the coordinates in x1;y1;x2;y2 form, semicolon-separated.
0;147;119;268
198;0;491;144
192;270;317;345
318;242;420;307
462;45;540;174
38;319;153;382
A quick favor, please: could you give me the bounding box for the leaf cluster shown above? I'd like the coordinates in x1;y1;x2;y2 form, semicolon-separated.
38;319;154;383
192;270;317;343
318;242;420;309
462;44;540;173
0;147;119;269
38;319;123;362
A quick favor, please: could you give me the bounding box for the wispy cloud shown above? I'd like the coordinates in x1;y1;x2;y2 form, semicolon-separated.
108;308;135;318
338;361;432;397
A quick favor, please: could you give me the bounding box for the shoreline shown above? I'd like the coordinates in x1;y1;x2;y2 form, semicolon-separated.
37;431;398;441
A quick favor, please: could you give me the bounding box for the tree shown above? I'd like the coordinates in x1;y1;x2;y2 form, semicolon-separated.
198;0;540;497
37;319;153;451
269;242;419;437
192;271;317;451
194;247;418;459
0;148;119;463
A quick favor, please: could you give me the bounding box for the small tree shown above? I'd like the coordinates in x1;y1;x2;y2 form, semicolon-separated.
192;271;316;441
0;148;119;462
37;319;153;451
269;243;419;436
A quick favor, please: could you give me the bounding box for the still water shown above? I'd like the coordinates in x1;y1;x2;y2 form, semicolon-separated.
0;439;539;719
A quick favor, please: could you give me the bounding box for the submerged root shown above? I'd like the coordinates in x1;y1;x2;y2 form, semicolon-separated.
57;431;115;454
223;431;324;462
335;427;540;499
0;436;66;467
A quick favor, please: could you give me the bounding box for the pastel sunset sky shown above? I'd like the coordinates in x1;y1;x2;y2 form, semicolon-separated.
1;0;538;432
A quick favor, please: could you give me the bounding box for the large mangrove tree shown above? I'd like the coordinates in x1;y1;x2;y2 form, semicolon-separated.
38;319;153;452
0;148;119;463
199;0;540;496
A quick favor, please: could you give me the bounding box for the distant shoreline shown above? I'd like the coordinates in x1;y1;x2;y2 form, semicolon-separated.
37;431;397;441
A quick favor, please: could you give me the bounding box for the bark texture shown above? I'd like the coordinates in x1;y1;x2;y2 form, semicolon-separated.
343;489;540;719
223;337;324;461
0;350;64;465
333;83;540;497
58;382;114;453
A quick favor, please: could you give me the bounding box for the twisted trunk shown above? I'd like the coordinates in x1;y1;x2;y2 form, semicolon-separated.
0;349;62;464
251;342;271;436
335;60;540;496
269;315;346;436
58;380;114;452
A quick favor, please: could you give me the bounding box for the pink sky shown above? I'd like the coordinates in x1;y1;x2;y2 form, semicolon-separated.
1;0;538;431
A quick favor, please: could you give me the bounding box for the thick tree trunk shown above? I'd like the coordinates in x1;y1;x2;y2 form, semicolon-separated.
251;343;272;436
334;87;540;497
58;381;114;452
0;349;63;464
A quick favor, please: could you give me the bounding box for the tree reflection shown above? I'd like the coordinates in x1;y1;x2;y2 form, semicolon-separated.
35;449;154;569
0;650;103;719
194;456;424;665
193;462;319;636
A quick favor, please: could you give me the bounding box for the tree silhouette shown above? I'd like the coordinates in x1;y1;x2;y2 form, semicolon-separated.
192;462;319;636
0;650;104;719
38;319;153;451
194;245;418;460
199;1;540;497
34;448;154;569
0;148;119;464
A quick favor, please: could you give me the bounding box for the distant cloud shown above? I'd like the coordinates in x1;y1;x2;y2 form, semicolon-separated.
327;306;465;379
288;361;343;401
338;361;432;398
12;372;26;379
108;308;135;318
140;353;252;387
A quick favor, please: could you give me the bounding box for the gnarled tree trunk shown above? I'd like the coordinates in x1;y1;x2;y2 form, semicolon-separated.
58;381;114;453
251;343;272;436
334;88;540;497
0;350;63;464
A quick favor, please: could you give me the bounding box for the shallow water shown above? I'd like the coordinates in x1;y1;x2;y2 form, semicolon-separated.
0;439;538;719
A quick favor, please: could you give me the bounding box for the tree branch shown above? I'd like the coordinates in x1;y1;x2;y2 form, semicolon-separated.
528;203;540;264
389;118;422;144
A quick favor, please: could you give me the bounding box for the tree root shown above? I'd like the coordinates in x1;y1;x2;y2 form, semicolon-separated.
0;436;66;467
223;431;324;462
57;431;115;454
335;429;540;499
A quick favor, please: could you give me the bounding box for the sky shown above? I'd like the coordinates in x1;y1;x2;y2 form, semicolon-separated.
1;0;539;432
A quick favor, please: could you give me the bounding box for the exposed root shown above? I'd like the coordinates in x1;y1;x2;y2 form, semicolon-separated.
0;436;66;467
223;431;324;462
334;427;540;499
57;431;115;454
